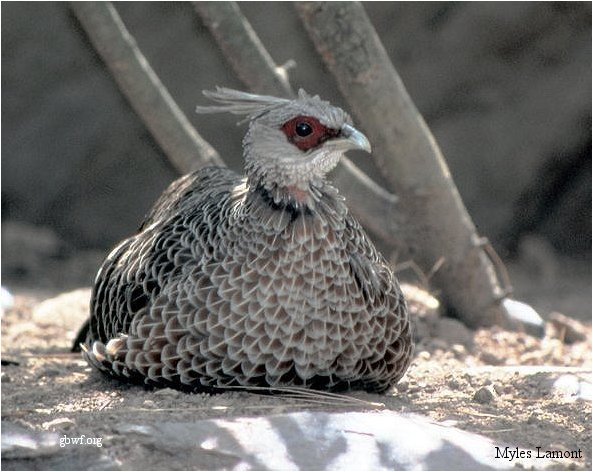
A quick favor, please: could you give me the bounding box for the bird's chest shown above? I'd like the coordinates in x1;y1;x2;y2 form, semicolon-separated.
241;210;349;284
210;206;356;318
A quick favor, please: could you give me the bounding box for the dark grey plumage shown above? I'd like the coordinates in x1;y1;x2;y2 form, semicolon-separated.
81;88;413;393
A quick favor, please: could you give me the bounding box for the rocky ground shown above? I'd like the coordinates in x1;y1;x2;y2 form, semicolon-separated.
1;277;590;470
1;221;591;470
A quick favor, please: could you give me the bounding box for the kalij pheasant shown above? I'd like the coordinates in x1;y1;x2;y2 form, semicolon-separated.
79;88;413;393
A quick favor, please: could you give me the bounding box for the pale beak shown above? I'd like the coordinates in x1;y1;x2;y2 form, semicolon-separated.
339;124;372;153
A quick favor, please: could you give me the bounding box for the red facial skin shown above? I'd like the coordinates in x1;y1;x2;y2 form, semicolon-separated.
281;116;340;152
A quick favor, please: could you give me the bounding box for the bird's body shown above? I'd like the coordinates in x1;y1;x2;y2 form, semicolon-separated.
81;88;413;393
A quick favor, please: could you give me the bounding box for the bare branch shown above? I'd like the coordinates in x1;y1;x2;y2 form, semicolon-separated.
70;1;222;173
330;158;402;243
194;1;403;245
193;2;294;98
296;2;525;328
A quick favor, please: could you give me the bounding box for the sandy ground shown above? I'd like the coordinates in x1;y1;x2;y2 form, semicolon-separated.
1;224;591;469
1;279;591;470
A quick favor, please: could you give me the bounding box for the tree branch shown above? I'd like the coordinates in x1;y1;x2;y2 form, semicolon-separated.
296;2;527;329
193;2;294;98
70;0;537;330
70;1;222;173
194;1;403;245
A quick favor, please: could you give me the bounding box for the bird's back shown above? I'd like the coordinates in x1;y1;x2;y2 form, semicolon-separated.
86;167;240;343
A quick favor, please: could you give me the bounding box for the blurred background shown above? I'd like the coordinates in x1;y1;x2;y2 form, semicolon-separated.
2;2;591;320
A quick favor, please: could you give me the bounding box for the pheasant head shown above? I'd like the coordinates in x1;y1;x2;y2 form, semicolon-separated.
196;87;371;193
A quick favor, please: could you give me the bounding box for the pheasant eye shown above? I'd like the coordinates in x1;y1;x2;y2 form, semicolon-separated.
281;115;338;152
295;122;313;137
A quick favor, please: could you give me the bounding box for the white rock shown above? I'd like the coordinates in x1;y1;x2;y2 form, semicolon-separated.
41;418;76;431
552;374;592;402
503;298;545;337
32;288;91;330
1;286;14;314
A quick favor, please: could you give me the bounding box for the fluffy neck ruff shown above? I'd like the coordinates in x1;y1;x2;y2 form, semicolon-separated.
244;178;348;229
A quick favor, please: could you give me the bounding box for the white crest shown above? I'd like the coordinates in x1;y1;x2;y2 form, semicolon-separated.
195;87;349;130
195;87;293;121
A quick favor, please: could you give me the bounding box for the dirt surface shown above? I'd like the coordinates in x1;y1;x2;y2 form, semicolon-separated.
1;284;591;470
